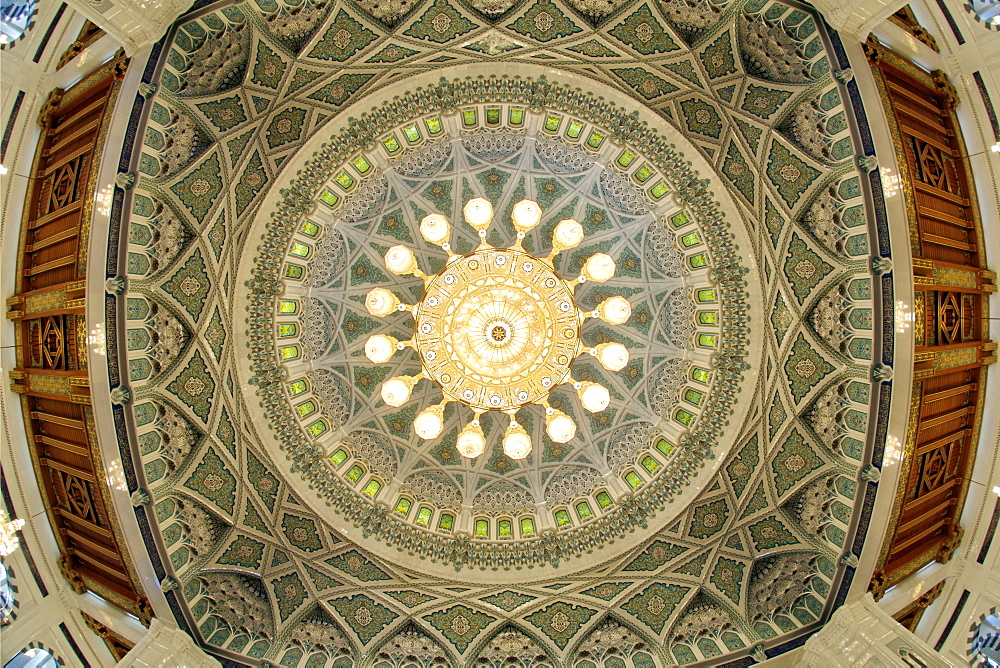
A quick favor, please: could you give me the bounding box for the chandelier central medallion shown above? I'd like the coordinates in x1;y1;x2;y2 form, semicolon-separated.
417;247;579;410
363;197;632;461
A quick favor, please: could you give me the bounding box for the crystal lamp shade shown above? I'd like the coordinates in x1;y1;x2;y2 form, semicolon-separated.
502;421;532;459
511;199;542;232
414;404;446;440
545;409;577;443
456;420;487;458
381;376;417;407
384;245;419;275
594;342;630;372
576;382;611;413
597;296;632;325
552;218;585;251
581;253;616;283
365;334;398;363
463;197;494;230
419;213;450;245
365;288;400;317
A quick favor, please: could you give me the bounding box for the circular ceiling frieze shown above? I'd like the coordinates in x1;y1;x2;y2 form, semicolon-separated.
237;71;757;572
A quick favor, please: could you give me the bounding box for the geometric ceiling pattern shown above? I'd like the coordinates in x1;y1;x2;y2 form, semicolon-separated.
110;0;889;662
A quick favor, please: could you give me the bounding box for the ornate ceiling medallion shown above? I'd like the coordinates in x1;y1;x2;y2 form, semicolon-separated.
363;198;632;460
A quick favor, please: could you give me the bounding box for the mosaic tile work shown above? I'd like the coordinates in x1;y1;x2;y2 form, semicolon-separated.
113;0;887;662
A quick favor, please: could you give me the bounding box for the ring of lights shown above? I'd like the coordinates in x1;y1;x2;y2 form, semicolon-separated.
416;248;580;411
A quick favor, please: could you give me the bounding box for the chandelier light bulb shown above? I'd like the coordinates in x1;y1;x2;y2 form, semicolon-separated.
365;288;400;317
419;213;451;245
364;334;398;363
576;381;611;413
457;419;487;458
596;296;631;325
503;420;532;459
463;197;494;231
593;342;629;372
552;218;585;251
381;375;419;407
581;253;616;283
511;199;542;233
545;409;576;443
0;511;25;558
414;403;446;440
385;245;419;275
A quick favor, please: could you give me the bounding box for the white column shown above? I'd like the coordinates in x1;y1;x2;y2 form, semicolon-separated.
116;619;221;667
60;0;191;55
810;0;911;39
798;594;956;667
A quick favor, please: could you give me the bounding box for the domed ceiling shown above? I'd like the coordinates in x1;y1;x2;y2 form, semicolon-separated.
110;0;890;663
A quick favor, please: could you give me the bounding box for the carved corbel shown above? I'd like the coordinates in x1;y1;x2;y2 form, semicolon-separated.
37;88;65;130
931;70;959;110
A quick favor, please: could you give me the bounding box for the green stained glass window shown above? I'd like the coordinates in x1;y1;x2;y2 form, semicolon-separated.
650;182;670;199
307;420;327;437
475;518;489;537
565;120;584;139
616;150;636;168
300;220;320;237
625;470;643;489
576;501;594;521
520;517;536;536
288;379;308;396
656;438;674;457
544;113;562;132
438;513;454;531
670;211;689;228
424;117;443;135
498;519;512;537
416;507;432;526
675;408;694;425
382;135;401;153
634;164;654;182
697;333;718;348
691;368;711;384
394;498;412;516
586;131;604;149
319;189;339;207
330;448;347;466
596;491;613;509
508;107;524;126
402;124;421;143
335;172;355;190
346;465;364;483
681;231;701;247
278;300;298;313
696;289;717;303
641;455;660;474
278;323;297;338
698;311;718;325
296;401;316;417
352;155;371;173
363;479;382;498
462;109;478;127
283;264;304;279
279;345;299;360
486;107;501;125
554;509;571;527
290;242;310;258
688;254;708;269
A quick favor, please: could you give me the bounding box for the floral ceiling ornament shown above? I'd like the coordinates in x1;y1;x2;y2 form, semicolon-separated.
363;197;631;459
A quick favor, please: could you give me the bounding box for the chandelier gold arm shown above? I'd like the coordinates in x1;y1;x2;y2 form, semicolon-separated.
369;198;629;459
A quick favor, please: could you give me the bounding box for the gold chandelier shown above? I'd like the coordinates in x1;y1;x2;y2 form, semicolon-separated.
363;198;631;460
